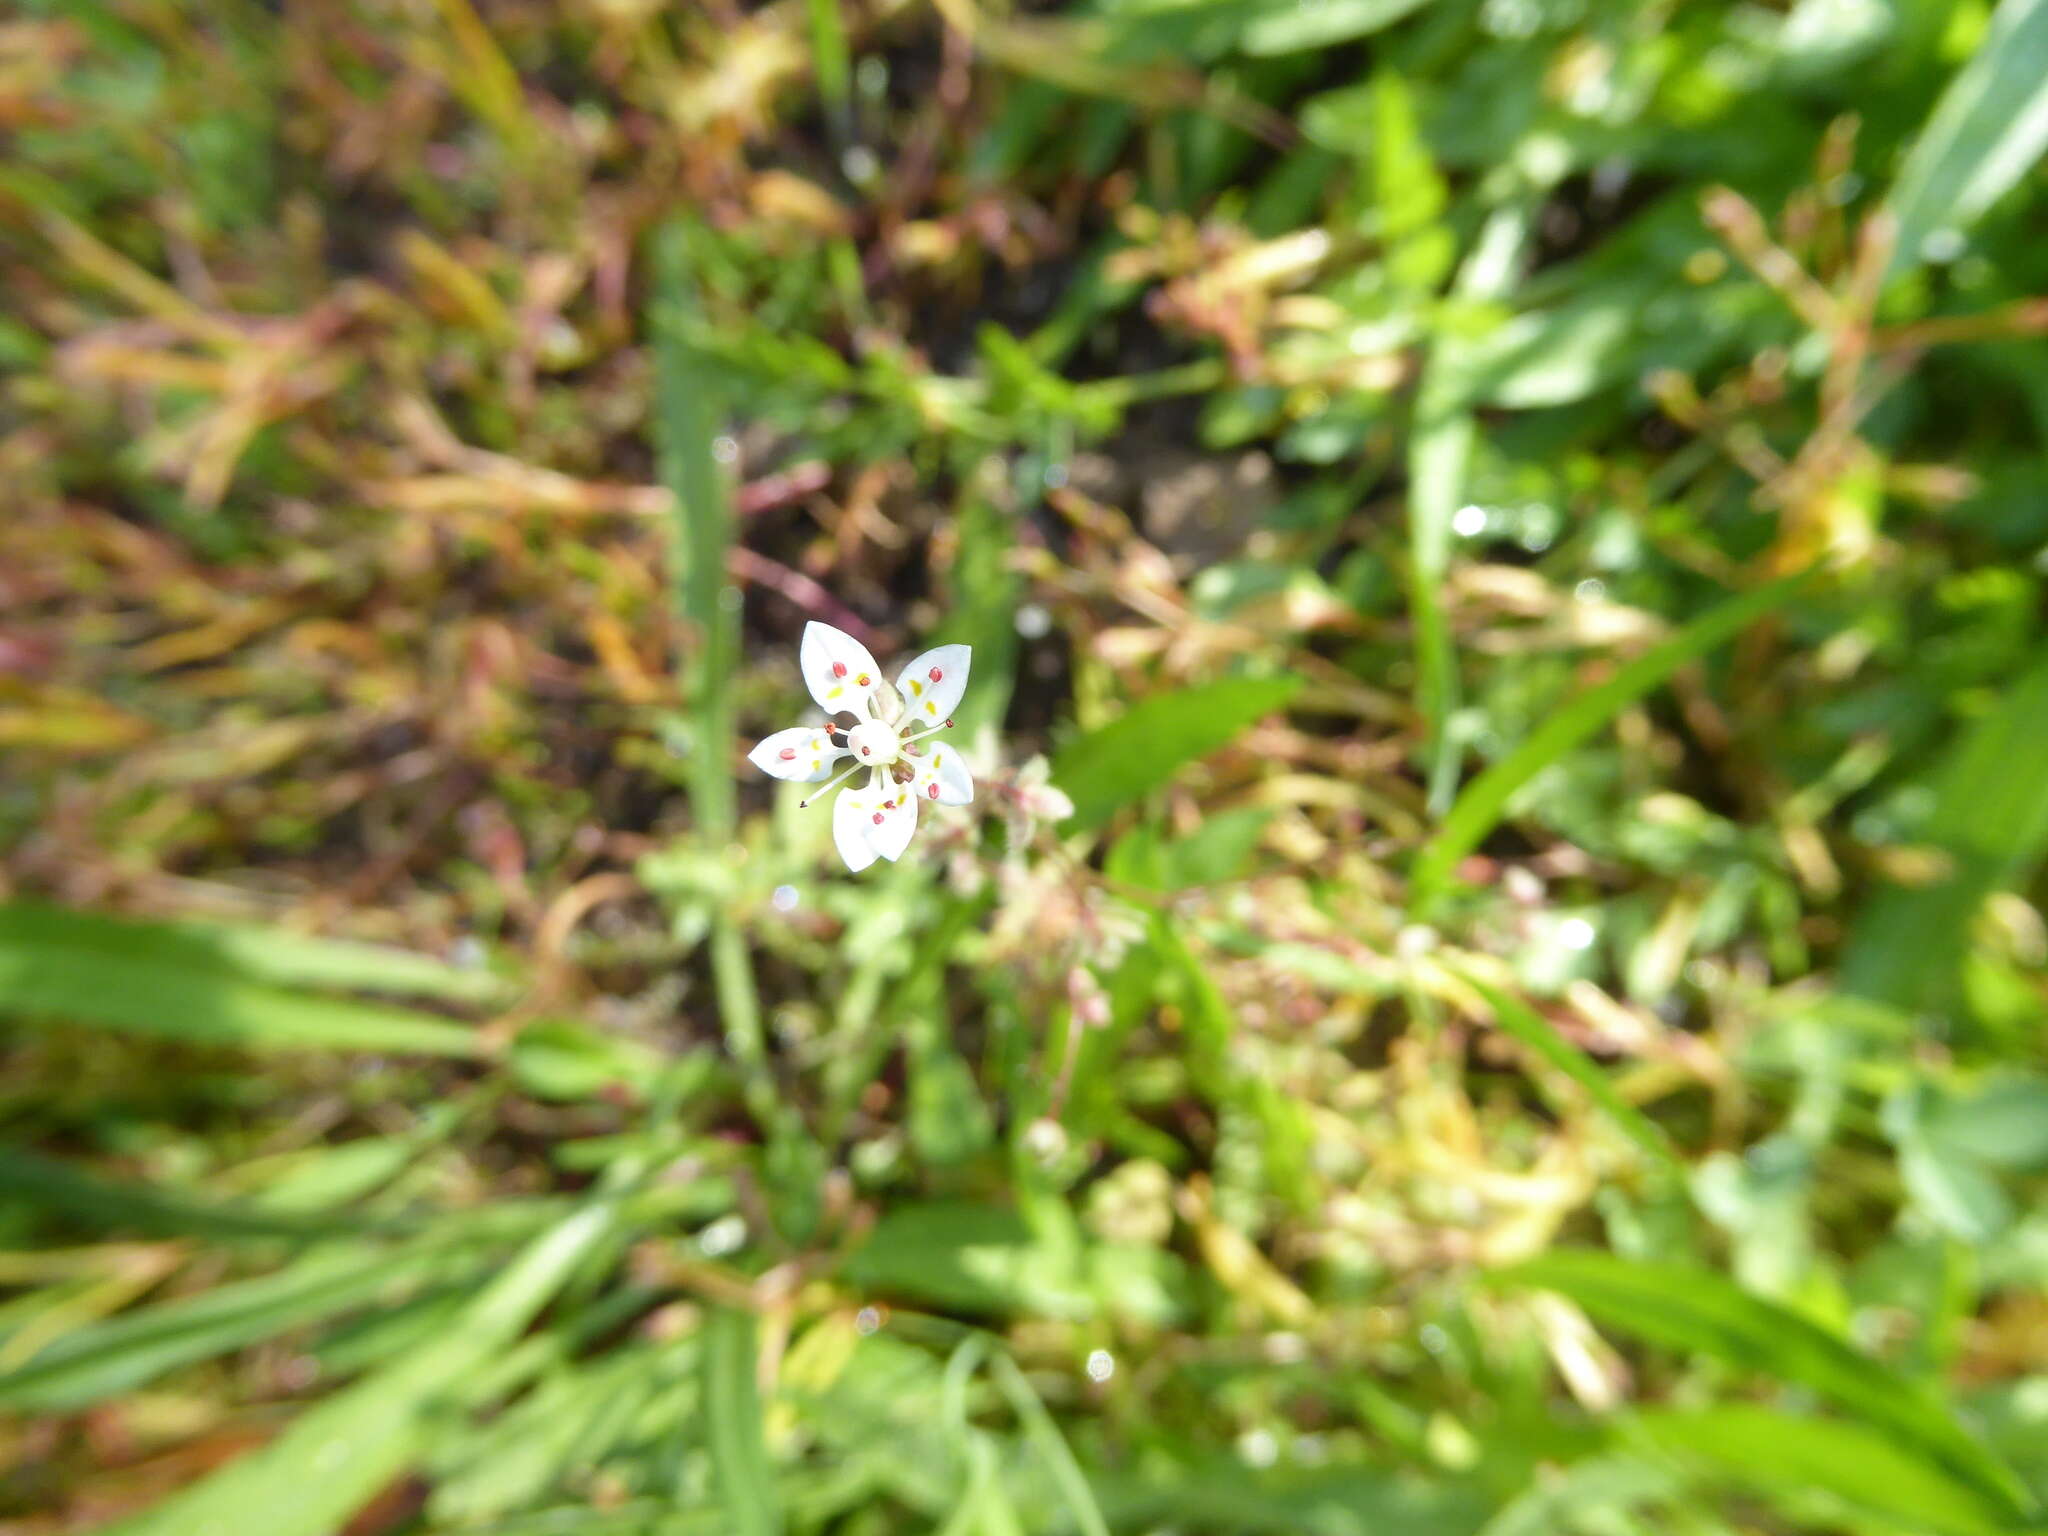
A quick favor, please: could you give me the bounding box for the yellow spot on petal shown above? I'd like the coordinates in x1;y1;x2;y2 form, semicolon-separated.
925;702;937;715
910;680;924;696
827;686;843;700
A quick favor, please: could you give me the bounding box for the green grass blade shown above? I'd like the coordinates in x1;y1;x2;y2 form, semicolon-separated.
1409;572;1813;909
804;0;852;130
0;1244;483;1412
649;218;740;842
1092;1455;1492;1536
1407;405;1471;816
1407;189;1532;815
0;1147;353;1243
1236;0;1432;54
0;903;511;1002
1636;1406;2017;1536
989;1352;1110;1536
701;1307;783;1536
1841;651;2048;1014
106;1201;618;1536
939;494;1022;745
1885;0;2048;274
1458;974;1679;1173
1493;1249;2033;1516
0;939;484;1057
648;217;779;1133
1052;676;1301;831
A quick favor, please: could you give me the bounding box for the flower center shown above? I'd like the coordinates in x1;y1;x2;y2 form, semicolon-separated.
847;719;901;767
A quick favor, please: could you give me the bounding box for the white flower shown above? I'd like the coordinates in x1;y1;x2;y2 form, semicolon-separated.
746;621;974;871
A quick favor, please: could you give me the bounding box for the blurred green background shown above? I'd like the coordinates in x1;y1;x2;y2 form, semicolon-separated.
4;0;2048;1531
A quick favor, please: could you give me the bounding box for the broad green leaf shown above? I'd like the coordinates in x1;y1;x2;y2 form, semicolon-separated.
1842;653;2048;1015
844;1203;1097;1320
1900;1133;2014;1242
1052;675;1300;831
1885;0;2048;273
1410;573;1815;908
1636;1406;2017;1536
0;907;485;1057
509;1019;669;1103
107;1201;618;1536
1459;975;1679;1173
1493;1249;2031;1516
843;1202;1189;1326
703;1307;783;1536
1925;1078;2048;1169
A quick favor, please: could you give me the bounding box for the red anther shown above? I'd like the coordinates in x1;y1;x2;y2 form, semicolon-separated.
856;673;871;686
832;661;847;678
860;745;870;755
778;747;796;760
872;812;884;825
929;666;943;681
943;719;954;728
927;782;939;799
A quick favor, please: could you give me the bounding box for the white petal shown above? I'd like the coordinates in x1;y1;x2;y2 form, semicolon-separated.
867;785;919;861
915;743;974;805
832;780;880;872
748;726;846;782
894;644;970;729
800;621;885;718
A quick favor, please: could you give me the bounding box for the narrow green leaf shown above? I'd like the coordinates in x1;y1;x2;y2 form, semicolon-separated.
649;218;776;1133
1092;1453;1492;1536
1052;675;1301;831
1493;1249;2032;1516
1238;0;1432;55
1153;918;1312;1210
701;1307;783;1536
1410;573;1813;908
989;1353;1110;1536
0;909;485;1057
804;0;851;121
107;1202;618;1536
1885;0;2048;274
649;217;740;841
0;903;510;1002
0;1147;350;1243
1637;1406;2016;1536
1409;202;1532;812
0;1244;482;1412
1842;653;2048;1015
1459;975;1679;1172
938;494;1021;745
